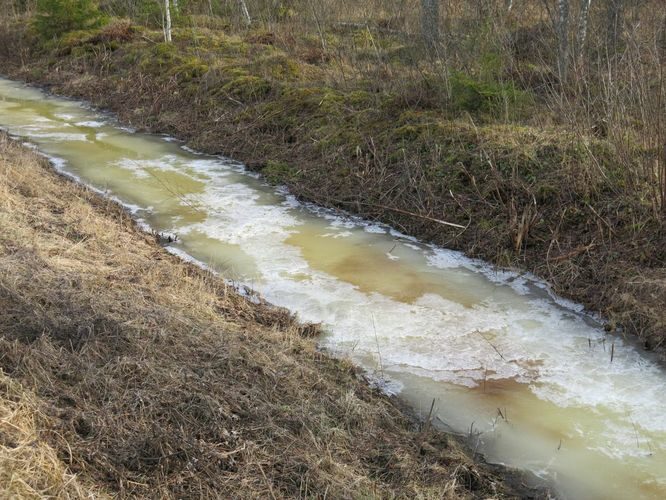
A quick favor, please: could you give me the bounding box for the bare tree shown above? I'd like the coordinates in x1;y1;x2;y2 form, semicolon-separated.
576;0;593;61
606;0;624;55
238;0;252;26
655;13;666;213
164;0;172;42
421;0;439;48
556;0;570;82
659;12;666;62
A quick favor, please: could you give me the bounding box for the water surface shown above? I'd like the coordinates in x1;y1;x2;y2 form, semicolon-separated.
1;77;665;499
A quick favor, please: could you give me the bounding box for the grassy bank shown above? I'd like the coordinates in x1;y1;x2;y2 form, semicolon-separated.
0;133;542;497
0;7;664;354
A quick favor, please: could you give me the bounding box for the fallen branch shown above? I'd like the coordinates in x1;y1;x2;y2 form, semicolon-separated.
548;242;596;263
338;200;467;229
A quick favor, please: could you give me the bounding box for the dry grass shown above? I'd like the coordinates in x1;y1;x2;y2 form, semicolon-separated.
0;134;537;498
0;373;102;499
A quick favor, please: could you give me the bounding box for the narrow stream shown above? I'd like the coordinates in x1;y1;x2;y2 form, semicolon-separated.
1;77;665;499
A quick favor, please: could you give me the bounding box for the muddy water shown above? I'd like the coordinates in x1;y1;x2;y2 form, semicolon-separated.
1;77;665;499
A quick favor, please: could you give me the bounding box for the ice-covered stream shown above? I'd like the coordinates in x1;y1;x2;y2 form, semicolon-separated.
1;77;665;499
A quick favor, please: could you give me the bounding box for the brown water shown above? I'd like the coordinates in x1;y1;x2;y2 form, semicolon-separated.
2;77;665;499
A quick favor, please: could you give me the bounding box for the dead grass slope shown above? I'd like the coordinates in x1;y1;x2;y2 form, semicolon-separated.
0;134;539;498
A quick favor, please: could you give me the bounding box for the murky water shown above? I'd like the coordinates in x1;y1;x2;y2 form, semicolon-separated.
1;77;665;499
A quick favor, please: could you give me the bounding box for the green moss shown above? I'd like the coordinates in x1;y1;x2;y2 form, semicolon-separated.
222;75;272;101
345;90;373;107
153;41;177;59
211;34;250;55
171;57;209;81
70;44;96;57
351;29;374;48
393;125;421;141
251;54;300;81
323;33;341;49
263;161;298;183
59;28;96;47
316;90;345;114
136;42;181;72
449;71;534;118
536;184;558;203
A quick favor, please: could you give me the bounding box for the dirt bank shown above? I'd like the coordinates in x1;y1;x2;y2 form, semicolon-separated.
0;133;546;497
1;19;663;356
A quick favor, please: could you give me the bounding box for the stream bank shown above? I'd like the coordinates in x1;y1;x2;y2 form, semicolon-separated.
4;73;666;498
1;19;663;356
0;132;543;498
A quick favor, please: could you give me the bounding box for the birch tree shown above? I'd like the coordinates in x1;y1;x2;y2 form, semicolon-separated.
238;0;251;26
576;0;593;61
421;0;439;48
556;0;570;82
163;0;172;42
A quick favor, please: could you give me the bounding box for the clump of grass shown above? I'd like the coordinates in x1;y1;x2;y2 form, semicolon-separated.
449;71;533;118
222;74;272;101
262;160;299;183
0;373;103;498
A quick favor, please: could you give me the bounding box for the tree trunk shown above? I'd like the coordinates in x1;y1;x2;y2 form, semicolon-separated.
238;0;252;26
421;0;439;48
576;0;592;62
556;0;570;82
164;0;172;43
658;9;666;110
660;13;666;60
606;0;624;55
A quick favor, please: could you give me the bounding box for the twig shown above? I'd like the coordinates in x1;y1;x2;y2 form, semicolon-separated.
415;398;437;453
371;313;384;380
258;463;277;500
140;34;159;44
339;199;467;229
475;330;506;361
422;398;436;435
548;242;596;262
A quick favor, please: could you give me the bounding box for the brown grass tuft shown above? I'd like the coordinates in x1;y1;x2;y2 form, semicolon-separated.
0;373;102;498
